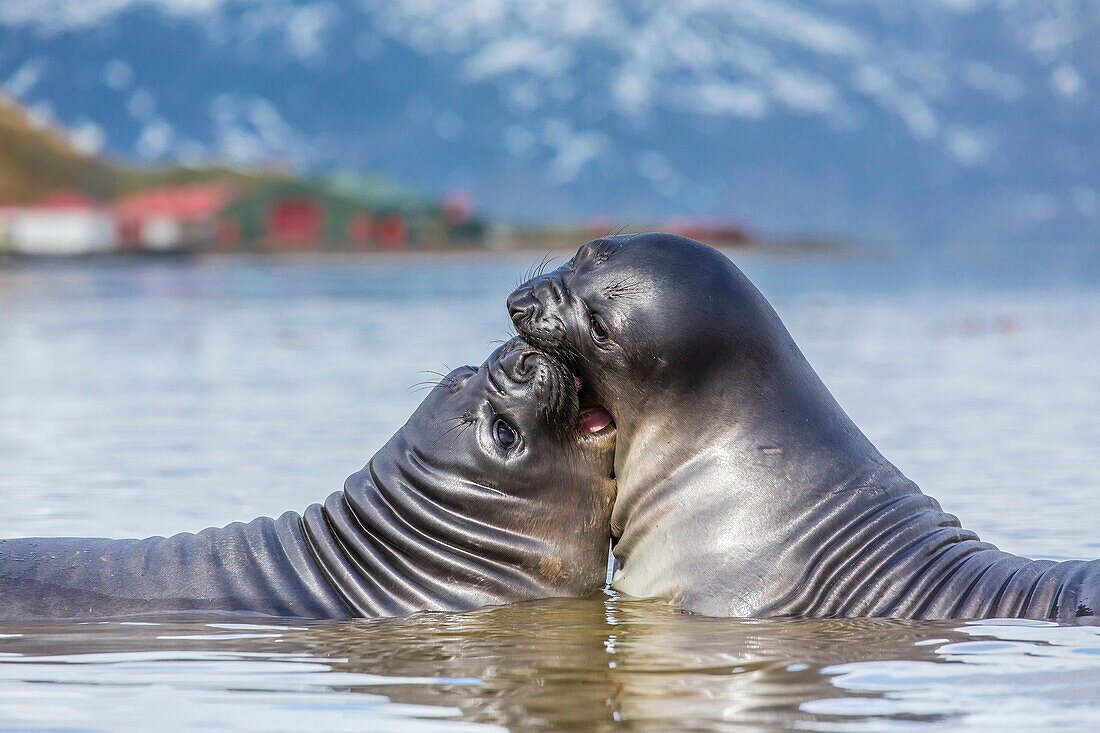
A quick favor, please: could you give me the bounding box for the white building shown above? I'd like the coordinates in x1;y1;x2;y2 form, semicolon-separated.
0;195;117;256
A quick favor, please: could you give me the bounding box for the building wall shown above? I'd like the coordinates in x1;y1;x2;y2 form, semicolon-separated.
8;211;117;255
218;187;426;251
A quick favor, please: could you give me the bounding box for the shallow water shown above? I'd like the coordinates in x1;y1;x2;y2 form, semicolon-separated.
1;243;1099;731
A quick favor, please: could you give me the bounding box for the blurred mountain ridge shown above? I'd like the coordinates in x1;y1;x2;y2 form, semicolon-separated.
0;94;119;201
0;94;298;204
2;0;1097;243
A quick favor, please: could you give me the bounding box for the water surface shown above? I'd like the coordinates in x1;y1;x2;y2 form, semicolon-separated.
1;244;1099;730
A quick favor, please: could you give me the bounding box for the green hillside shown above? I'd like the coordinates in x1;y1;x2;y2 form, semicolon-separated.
0;96;288;203
0;97;120;201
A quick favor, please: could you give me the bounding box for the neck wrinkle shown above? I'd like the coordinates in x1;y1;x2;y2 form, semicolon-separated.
753;460;1036;620
366;455;543;569
766;461;1097;621
748;462;947;616
302;455;546;617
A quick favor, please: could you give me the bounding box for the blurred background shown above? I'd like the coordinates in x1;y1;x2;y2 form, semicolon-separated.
2;4;1100;732
1;0;1097;252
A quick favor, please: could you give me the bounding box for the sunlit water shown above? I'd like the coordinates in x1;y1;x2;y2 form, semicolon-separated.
1;243;1098;731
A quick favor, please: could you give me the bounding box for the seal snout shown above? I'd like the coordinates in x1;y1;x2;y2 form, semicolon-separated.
508;280;577;371
506;279;616;440
507;276;567;336
506;282;540;331
493;337;615;441
492;339;573;426
497;341;553;384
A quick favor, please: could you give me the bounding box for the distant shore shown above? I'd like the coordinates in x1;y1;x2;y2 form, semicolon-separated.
0;227;859;264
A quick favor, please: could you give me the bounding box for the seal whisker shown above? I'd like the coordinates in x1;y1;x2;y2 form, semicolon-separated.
408;376;459;392
585;237;622;266
488;327;519;348
438;418;474;443
604;276;644;301
437;409;476;429
558;339;595;371
407;382;450;394
532;252;558;280
435;423;464;437
522;257;541;285
446;420;476;448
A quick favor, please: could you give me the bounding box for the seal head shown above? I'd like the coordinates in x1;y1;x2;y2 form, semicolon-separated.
302;335;618;616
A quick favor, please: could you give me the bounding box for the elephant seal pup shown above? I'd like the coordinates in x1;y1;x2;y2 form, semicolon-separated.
508;233;1099;621
0;337;616;620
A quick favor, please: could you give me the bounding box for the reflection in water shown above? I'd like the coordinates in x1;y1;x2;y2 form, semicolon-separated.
2;248;1100;730
1;597;1098;731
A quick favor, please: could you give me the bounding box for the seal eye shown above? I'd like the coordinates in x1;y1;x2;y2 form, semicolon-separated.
589;314;609;344
494;419;518;449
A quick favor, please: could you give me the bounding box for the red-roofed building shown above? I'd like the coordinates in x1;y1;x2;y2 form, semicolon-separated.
113;184;237;252
441;190;476;225
35;190;102;210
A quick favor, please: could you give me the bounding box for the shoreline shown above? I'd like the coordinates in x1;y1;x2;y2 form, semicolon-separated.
0;235;865;267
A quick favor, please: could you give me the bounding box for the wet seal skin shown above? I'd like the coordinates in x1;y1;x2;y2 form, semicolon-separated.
0;337;616;620
508;233;1100;621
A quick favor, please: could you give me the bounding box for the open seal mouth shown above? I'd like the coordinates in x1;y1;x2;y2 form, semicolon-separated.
492;338;615;441
506;279;614;437
574;375;615;436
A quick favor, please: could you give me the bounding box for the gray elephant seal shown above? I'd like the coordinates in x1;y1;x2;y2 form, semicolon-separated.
0;337;616;619
508;233;1099;621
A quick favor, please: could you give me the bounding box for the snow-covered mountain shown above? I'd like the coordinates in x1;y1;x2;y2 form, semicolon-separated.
2;0;1097;243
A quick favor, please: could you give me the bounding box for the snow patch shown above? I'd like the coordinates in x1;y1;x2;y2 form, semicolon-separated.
543;119;607;184
1050;65;1085;99
3;58;46;99
136;119;173;159
102;60;134;91
70;120;107;155
0;0;232;33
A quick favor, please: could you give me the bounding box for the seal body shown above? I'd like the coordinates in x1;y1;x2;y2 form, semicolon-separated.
0;514;346;618
0;338;616;620
508;233;1099;621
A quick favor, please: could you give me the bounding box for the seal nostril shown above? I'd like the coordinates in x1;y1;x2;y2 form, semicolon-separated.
509;303;539;331
506;289;534;321
512;350;551;382
515;352;535;377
